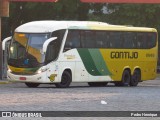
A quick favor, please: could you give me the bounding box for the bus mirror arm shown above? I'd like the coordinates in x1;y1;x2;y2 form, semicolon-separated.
42;37;57;53
2;36;12;50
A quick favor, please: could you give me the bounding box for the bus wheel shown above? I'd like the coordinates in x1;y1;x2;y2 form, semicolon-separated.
55;71;71;88
115;70;131;86
130;70;140;86
25;83;40;88
88;82;108;87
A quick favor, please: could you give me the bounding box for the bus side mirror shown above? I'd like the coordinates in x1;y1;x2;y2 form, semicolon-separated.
42;37;57;53
2;36;12;50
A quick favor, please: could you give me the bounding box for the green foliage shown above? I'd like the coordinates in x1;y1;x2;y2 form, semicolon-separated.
3;1;160;37
106;4;160;28
8;0;91;31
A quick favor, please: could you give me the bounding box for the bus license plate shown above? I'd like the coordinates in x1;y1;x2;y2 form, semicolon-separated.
19;77;26;80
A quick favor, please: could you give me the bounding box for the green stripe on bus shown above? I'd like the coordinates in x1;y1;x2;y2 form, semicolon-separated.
77;49;101;76
88;49;112;76
77;49;112;76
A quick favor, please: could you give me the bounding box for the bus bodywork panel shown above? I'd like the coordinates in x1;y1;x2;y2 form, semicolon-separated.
7;47;157;83
6;21;158;84
100;48;157;81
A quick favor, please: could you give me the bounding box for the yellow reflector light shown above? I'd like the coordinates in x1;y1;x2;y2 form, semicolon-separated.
18;34;25;37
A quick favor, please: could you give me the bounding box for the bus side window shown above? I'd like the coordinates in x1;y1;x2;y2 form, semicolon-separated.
64;30;80;52
81;30;95;48
45;30;66;63
52;30;66;41
51;29;66;50
137;33;147;49
109;32;114;48
109;32;122;48
132;34;137;48
70;31;80;48
64;33;72;50
107;32;113;48
104;32;110;48
95;31;106;48
45;40;58;64
146;33;157;48
123;32;135;49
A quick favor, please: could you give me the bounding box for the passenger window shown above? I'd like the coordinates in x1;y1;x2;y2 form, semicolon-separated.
146;33;156;48
95;31;106;48
110;32;123;48
45;30;65;63
64;30;81;51
81;31;95;48
45;40;58;63
123;32;135;49
137;33;147;49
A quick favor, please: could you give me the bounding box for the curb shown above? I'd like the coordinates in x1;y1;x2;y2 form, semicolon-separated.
0;81;11;84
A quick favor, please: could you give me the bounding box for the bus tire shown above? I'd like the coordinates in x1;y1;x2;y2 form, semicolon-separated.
25;83;40;88
130;69;140;86
88;82;108;87
115;70;131;86
55;71;71;88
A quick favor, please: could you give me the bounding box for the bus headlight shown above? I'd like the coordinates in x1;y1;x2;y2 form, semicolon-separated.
36;66;48;74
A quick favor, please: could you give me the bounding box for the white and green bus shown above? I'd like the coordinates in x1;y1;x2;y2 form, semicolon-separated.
2;21;158;88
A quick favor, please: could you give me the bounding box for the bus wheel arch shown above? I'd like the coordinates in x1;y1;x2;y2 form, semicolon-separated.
55;69;72;88
115;68;131;86
130;68;141;86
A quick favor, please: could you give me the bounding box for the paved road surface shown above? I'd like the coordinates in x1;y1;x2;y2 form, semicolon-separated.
0;78;160;119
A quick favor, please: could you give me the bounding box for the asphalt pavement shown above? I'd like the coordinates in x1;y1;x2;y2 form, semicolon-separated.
0;77;160;120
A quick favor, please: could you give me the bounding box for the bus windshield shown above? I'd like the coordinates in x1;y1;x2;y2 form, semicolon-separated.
8;33;50;68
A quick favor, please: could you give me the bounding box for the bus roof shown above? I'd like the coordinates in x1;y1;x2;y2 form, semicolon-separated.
15;21;157;33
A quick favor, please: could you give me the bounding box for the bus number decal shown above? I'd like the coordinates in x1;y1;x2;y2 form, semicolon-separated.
146;53;155;58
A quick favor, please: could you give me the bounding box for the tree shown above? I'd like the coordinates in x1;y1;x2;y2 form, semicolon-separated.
106;4;160;28
3;1;160;38
8;0;90;32
1;0;91;38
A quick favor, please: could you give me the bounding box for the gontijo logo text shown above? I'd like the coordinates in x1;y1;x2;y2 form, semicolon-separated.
111;51;138;59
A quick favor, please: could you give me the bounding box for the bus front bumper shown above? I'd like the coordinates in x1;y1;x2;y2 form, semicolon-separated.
7;71;50;83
